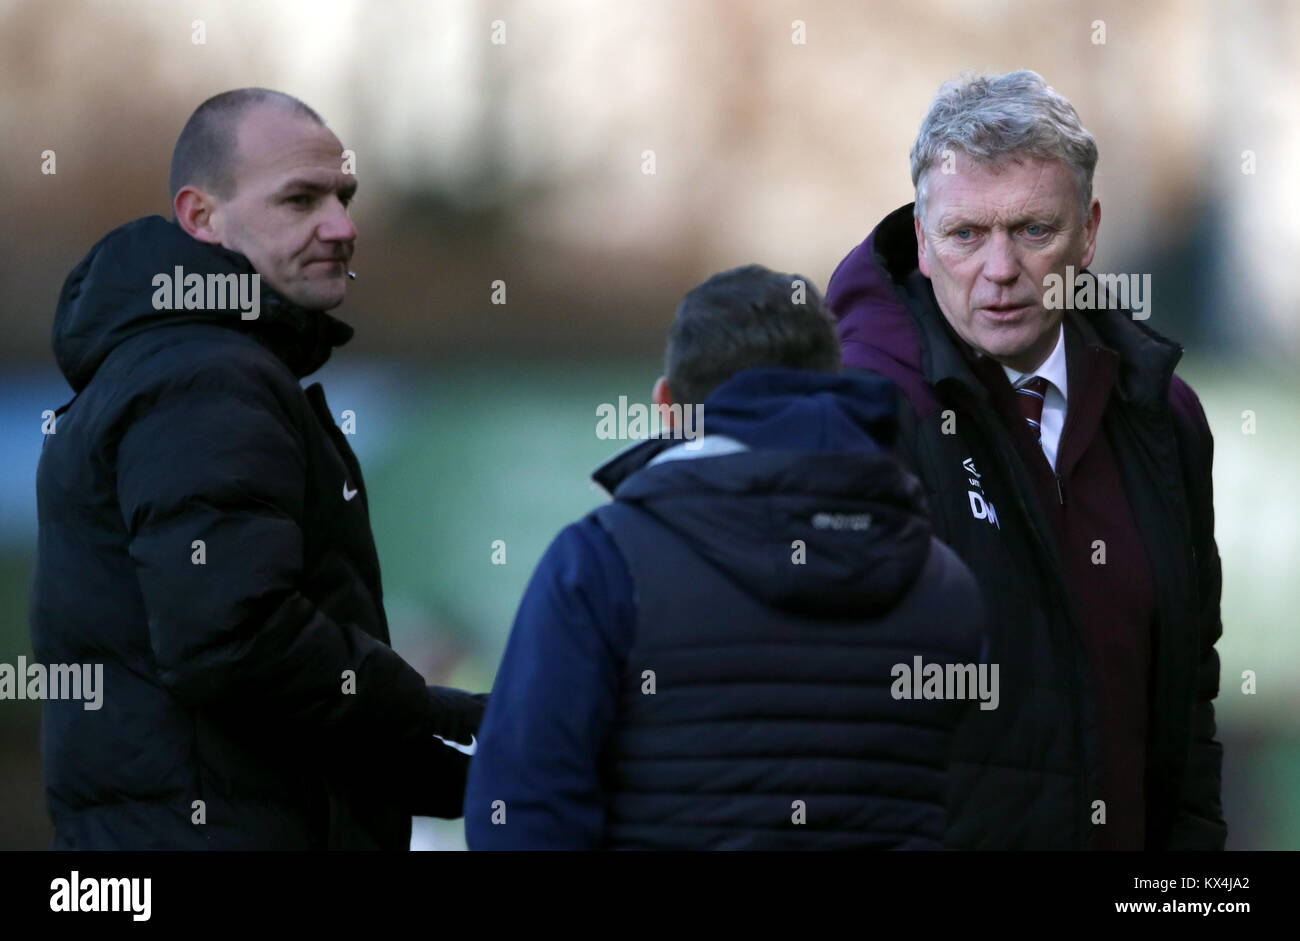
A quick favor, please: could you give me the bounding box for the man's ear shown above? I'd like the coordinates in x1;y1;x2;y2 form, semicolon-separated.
173;186;223;244
652;376;674;432
1079;197;1101;270
914;213;931;278
652;376;672;408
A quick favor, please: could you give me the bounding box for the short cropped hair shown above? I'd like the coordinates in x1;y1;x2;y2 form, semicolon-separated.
665;264;841;406
168;88;324;205
910;70;1098;222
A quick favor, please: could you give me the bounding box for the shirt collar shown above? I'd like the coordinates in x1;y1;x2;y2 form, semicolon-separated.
1001;323;1068;403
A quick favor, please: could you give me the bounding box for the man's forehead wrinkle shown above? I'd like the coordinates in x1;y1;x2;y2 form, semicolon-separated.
934;190;997;230
246;140;345;173
932;165;1070;231
275;167;356;189
939;205;1059;231
233;109;343;178
1016;162;1054;220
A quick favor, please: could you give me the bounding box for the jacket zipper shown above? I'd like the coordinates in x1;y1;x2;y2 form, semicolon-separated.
961;400;1094;849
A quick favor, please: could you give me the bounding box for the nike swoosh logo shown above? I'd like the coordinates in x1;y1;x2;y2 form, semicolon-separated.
433;733;477;756
343;482;358;501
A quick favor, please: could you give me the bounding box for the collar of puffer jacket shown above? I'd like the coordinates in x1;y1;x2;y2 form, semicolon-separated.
53;214;355;391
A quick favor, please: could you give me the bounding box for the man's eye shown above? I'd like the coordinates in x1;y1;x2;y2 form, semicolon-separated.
287;194;314;207
1024;223;1046;237
954;228;974;240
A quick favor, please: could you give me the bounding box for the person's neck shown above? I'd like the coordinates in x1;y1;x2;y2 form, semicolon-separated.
995;327;1061;376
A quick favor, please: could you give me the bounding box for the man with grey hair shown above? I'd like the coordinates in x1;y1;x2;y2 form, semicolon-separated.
828;70;1225;849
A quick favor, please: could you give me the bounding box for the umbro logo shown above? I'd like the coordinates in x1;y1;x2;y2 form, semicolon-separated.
343;482;358;501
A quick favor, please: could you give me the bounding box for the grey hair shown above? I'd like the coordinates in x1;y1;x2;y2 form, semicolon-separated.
910;70;1098;224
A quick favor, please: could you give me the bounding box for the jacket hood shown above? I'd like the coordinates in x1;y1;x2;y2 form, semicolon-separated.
593;367;933;617
825;203;943;412
53;215;354;392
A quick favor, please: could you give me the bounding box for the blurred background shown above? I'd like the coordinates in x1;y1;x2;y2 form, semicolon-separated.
1;0;1296;849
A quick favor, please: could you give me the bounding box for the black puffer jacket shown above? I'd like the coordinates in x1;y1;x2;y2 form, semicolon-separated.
29;215;484;849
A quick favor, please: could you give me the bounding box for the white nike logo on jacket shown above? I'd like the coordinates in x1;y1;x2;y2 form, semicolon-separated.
433;733;477;756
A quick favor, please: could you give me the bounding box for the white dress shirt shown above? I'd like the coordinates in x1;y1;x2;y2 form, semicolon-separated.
1002;324;1068;472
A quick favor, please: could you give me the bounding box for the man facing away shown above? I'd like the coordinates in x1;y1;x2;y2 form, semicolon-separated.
827;70;1226;849
29;88;485;849
467;265;986;849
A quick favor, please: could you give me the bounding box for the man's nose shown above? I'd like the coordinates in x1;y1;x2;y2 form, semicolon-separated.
981;230;1019;284
318;198;357;245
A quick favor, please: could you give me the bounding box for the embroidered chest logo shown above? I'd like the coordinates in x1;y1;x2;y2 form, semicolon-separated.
962;457;1000;530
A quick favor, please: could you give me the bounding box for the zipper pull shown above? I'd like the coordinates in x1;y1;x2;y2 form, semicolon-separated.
1055;473;1065;506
